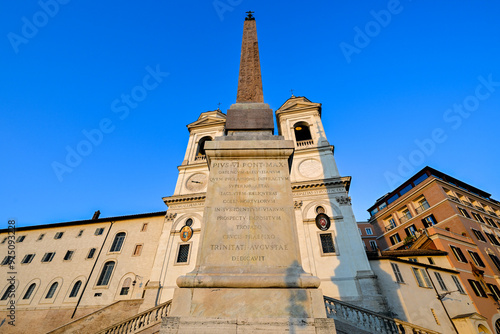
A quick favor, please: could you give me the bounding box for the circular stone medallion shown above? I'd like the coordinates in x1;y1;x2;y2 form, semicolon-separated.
298;159;323;178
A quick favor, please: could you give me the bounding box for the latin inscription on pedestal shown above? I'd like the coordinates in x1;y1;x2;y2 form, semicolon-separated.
198;158;300;271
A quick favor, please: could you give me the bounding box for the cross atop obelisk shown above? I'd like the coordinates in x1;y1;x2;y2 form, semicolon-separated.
226;12;274;134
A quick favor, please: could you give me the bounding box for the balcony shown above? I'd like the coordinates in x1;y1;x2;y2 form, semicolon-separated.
474;205;486;212
399;212;412;224
415;201;430;214
385;222;397;232
296;139;314;148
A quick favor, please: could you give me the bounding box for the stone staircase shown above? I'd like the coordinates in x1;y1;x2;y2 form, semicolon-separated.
324;296;440;334
96;300;171;334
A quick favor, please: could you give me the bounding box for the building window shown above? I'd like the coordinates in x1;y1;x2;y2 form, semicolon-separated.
1;285;14;301
293;122;313;142
369;240;378;250
434;272;447;291
485;232;500;246
319;233;336;254
458;208;471;218
390;263;404;283
411;267;432;288
23;283;36;300
69;280;82;298
405;224;417;237
63;250;74;261
412;267;432;288
176;244;191;264
431;309;440;325
408;258;418;263
422;215;437;228
450;245;467;263
95;228;104;236
54;232;64;240
472;212;485;224
365;228;373;235
16;236;26;243
77;230;84;237
468;279;487;297
451;275;465;294
110;232;126;252
487;284;500;301
0;237;6;244
133;244;143;256
471;229;486;242
400;209;412;223
196;136;212;157
120;278;131;295
385;218;397;231
428;257;435;265
21;254;35;264
41;252;55;263
468;251;485;267
37;234;45;241
316;206;325;214
1;256;13;266
389;233;401;245
45;282;58;299
488;254;500;272
141;223;148;232
485;217;498;228
416;198;430;213
96;261;115;286
87;248;97;259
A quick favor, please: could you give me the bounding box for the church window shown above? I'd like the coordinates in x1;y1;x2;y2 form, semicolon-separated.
120;278;131;295
196;136;212;157
293;122;312;143
97;261;115;286
133;244;143;256
23;283;36;299
69;280;82;298
176;244;190;264
45;282;58;299
41;252;55;262
87;248;97;259
21;254;35;264
319;233;335;254
64;250;75;261
110;232;126;252
315;206;325;214
185;218;193;226
1;285;14;301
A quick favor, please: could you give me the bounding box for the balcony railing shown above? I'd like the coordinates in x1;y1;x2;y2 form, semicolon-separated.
475;205;486;212
415;202;430;214
194;155;207;162
97;300;171;334
296;139;314;148
385;222;397;232
448;195;461;204
399;213;412;224
324;296;439;334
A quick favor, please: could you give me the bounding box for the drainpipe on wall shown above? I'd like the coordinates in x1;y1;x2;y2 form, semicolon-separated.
425;268;459;334
71;221;114;319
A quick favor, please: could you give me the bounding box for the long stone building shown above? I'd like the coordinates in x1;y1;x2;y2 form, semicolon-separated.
0;13;495;334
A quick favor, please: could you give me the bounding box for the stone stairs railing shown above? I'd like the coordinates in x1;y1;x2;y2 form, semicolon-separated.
96;300;172;334
324;296;440;334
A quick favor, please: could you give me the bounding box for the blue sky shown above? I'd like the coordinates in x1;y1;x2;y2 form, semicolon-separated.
1;1;499;228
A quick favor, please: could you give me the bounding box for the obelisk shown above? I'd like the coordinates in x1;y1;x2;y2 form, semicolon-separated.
162;12;336;333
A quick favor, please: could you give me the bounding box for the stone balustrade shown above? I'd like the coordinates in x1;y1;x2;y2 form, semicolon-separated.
296;139;314;148
324;296;440;334
97;300;171;334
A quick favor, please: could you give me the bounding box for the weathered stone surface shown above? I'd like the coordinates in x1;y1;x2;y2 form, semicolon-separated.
236;19;263;103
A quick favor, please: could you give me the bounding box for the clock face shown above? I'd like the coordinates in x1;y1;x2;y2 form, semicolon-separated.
186;173;208;192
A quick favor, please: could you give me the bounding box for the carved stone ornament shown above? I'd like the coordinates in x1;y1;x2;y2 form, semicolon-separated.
294;201;303;209
335;196;351;206
166;212;177;221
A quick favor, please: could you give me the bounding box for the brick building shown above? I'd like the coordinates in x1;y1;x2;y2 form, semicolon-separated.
368;166;500;331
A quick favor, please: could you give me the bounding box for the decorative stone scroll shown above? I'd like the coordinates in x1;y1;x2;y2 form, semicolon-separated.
335;196;351;206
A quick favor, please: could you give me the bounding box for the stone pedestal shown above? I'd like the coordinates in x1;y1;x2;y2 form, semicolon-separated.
161;135;336;333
